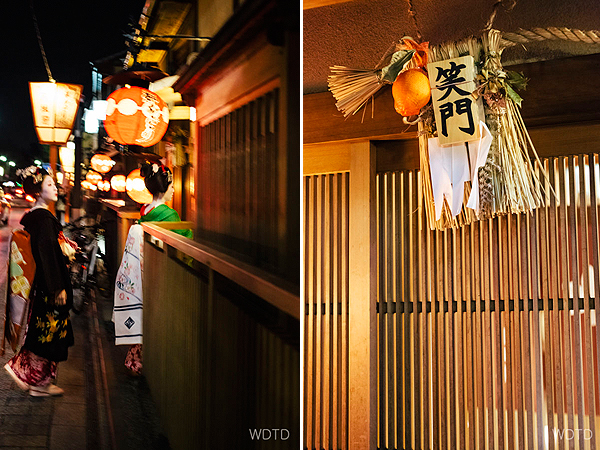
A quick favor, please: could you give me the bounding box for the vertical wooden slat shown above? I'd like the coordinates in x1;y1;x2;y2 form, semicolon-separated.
323;174;332;450
559;156;575;450
568;155;586;450
472;220;484;450
453;225;465;450
332;173;340;450
377;173;385;449
315;175;323;450
518;212;534;450
305;176;315;449
428;206;439;450
409;171;419;450
418;171;429;450
403;172;412;449
539;159;556;450
579;154;598;450
445;228;457;450
491;217;504;450
438;227;447;449
548;158;565;448
529;185;545;450
341;171;349;450
510;212;525;449
387;173;395;450
394;172;403;450
589;155;600;450
462;223;476;450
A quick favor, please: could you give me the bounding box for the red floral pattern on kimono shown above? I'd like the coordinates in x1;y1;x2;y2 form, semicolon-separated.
125;344;142;375
7;348;57;387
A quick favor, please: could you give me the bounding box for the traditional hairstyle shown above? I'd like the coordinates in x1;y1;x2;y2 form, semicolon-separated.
17;166;51;197
140;162;172;196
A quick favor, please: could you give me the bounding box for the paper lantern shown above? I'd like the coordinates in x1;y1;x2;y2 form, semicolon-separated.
126;169;153;204
86;170;102;185
59;145;75;173
91;154;115;174
111;174;127;192
392;69;431;117
104;86;169;147
29;82;82;145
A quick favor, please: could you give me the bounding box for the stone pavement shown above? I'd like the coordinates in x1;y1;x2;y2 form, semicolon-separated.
0;289;88;450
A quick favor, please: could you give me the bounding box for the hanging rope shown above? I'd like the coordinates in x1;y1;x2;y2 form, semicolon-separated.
30;0;54;82
404;0;423;43
484;0;517;31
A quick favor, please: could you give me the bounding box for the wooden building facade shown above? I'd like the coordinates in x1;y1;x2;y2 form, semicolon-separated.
303;54;600;449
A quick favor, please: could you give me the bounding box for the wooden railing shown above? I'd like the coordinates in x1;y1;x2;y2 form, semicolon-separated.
140;221;299;450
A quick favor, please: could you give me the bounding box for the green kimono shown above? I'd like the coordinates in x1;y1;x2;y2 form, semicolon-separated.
138;204;193;238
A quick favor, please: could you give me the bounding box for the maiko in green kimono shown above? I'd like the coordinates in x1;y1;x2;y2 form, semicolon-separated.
123;162;191;375
138;203;192;238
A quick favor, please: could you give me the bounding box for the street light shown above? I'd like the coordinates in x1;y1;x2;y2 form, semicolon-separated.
0;156;6;162
8;161;15;167
34;160;42;166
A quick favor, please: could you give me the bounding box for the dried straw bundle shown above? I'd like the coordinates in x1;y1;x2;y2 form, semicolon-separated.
420;29;547;230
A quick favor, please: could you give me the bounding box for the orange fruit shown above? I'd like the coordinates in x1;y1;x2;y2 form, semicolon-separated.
392;68;431;116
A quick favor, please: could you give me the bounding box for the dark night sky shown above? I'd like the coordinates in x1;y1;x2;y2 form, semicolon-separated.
0;0;146;166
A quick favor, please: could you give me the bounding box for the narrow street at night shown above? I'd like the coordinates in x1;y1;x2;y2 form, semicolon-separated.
0;207;169;450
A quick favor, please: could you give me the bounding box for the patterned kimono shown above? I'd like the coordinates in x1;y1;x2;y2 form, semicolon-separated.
7;209;74;386
123;203;192;374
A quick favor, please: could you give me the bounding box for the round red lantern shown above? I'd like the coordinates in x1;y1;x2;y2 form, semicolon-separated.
91;154;115;174
111;174;127;192
86;170;102;185
104;86;169;147
126;169;153;204
391;69;431;117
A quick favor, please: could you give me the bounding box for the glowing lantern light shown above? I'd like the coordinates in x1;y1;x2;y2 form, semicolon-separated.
104;86;169;147
99;180;111;192
59;145;75;173
391;69;431;117
86;170;102;185
126;169;153;204
110;174;127;192
29;82;82;145
91;154;115;174
81;180;92;190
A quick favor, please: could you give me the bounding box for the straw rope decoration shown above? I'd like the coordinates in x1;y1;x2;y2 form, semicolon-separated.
327;0;599;228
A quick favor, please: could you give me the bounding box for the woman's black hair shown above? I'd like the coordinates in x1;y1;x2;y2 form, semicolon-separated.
21;167;50;197
140;162;172;196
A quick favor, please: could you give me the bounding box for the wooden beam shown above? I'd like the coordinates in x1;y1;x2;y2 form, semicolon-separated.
304;54;600;145
372;121;600;173
348;141;377;450
304;0;355;10
303;141;352;175
303;88;417;144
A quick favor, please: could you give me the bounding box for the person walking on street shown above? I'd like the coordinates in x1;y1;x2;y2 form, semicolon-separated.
115;162;191;376
3;166;75;396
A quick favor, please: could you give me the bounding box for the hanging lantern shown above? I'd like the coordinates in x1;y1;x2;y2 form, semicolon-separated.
59;145;75;173
91;154;115;174
110;174;127;192
104;86;169;147
126;169;153;204
86;170;102;185
391;69;431;117
81;180;92;190
29;82;82;145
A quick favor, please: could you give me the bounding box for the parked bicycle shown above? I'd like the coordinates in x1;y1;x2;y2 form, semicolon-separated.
63;215;107;313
